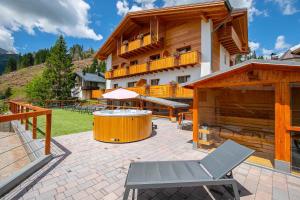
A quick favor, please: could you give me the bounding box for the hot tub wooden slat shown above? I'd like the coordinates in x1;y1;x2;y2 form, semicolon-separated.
93;112;152;143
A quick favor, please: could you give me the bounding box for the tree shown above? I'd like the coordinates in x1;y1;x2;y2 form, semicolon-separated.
18;53;34;68
44;35;74;99
26;76;53;102
70;44;83;61
4;87;12;98
4;57;17;73
34;49;50;65
84;58;106;73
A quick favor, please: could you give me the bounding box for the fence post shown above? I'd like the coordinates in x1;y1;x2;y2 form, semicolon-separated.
21;106;24;124
32;116;37;139
45;113;52;155
25;108;29;130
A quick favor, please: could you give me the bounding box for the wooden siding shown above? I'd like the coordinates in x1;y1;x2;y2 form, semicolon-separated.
212;31;220;72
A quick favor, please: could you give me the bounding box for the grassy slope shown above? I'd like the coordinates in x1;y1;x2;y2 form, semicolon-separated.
33;109;93;138
0;58;94;99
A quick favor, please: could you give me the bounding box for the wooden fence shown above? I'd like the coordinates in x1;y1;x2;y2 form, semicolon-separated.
0;101;52;155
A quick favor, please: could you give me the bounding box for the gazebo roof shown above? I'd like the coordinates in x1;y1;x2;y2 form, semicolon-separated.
182;59;300;89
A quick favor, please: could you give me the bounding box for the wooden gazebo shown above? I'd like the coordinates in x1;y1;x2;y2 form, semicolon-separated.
184;60;300;173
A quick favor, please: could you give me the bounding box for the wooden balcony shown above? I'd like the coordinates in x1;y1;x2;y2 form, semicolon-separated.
179;51;199;66
126;87;146;96
129;63;148;75
113;68;127;78
149;57;175;71
119;34;162;58
105;71;113;79
92;90;104;99
106;50;199;80
106;84;193;99
218;26;246;54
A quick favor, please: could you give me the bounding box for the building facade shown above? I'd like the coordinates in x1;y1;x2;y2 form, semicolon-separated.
96;0;249;100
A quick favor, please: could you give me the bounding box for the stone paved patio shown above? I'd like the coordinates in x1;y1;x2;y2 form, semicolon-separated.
3;119;300;200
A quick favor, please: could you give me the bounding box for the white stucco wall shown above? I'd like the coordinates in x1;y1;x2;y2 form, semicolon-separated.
200;19;212;77
110;66;201;88
105;54;112;89
220;44;230;70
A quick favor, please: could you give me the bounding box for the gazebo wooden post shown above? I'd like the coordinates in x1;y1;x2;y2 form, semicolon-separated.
192;88;199;149
21;106;24;124
274;81;291;172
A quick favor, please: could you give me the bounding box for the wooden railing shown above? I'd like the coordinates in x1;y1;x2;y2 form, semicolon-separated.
129;63;148;75
143;34;151;46
105;71;113;79
127;87;147;96
121;45;127;54
92;90;105;99
149;85;172;98
179;51;199;66
128;39;142;51
105;84;193;98
113;68;127;78
0;101;52;155
107;50;199;79
149;57;176;71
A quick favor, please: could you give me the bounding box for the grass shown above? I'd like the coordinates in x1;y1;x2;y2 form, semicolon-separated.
32;109;93;138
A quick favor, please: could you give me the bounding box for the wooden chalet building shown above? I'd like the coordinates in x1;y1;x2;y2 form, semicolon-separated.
95;0;249;102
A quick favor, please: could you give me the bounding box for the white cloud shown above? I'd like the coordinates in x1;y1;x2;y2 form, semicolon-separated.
249;41;260;51
0;0;102;51
275;35;290;50
116;0;156;16
262;48;274;58
0;27;15;52
267;0;298;15
116;0;267;22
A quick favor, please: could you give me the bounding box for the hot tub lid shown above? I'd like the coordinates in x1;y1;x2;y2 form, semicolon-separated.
93;109;152;117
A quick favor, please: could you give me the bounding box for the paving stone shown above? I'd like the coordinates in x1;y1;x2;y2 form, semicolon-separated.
3;119;300;200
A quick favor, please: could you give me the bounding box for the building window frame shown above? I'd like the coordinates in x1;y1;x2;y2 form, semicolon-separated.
177;75;191;84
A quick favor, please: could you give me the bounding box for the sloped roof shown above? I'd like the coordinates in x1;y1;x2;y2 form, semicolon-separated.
182;59;300;89
280;44;300;60
95;0;248;60
75;71;105;83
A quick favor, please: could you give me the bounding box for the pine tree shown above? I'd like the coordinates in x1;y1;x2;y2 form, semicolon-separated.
4;57;17;73
44;35;74;99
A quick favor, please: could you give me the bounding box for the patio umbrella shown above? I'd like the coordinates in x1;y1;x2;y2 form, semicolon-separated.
103;88;140;100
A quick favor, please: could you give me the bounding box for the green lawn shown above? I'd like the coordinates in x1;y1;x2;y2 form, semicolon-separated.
33;109;93;138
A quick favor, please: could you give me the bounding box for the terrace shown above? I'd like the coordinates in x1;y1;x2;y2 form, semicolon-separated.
1;118;300;200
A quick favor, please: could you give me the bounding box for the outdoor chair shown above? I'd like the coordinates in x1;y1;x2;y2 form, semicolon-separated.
123;140;254;200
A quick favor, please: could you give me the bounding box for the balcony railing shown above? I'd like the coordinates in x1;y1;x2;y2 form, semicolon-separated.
149;57;175;71
113;68;127;78
104;84;193;98
92;89;104;99
106;51;199;79
143;34;151;46
129;63;148;75
179;51;199;66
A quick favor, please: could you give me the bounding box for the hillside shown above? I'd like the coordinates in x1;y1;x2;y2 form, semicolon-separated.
0;48;18;74
0;58;94;99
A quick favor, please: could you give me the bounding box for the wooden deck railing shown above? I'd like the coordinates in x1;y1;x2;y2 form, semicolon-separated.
92;90;105;99
128;39;142;52
143;34;151;46
105;84;193;98
149;57;176;71
129;63;148;75
0;101;52;155
179;51;199;66
107;50;199;79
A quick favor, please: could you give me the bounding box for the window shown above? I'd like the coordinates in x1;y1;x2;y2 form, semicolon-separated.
150;54;160;61
177;75;190;84
127;82;136;87
177;46;191;54
112;65;118;70
130;60;138;65
150;79;160;86
113;84;118;88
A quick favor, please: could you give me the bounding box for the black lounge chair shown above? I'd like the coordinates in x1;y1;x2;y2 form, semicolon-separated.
123;140;254;200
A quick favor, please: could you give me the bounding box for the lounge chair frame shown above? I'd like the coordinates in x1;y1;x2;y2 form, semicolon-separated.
123;140;254;200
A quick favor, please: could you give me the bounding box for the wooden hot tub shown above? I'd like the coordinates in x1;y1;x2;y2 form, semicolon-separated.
93;110;152;143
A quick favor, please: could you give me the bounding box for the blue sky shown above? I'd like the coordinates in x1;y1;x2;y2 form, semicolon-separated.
0;0;299;57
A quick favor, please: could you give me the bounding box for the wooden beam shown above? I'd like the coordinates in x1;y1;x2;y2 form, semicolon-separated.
32;117;37;139
192;88;199;147
275;81;291;163
45;113;52;155
25;108;29;130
